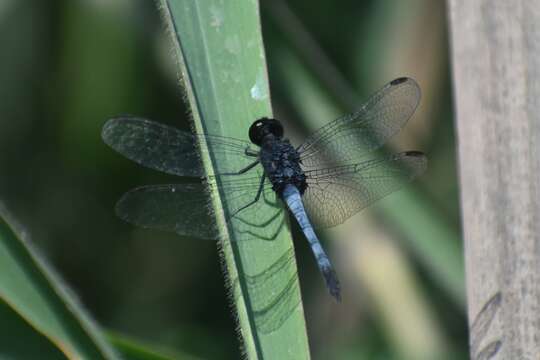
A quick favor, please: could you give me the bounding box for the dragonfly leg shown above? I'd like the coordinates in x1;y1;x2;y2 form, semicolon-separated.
228;174;266;218
220;159;260;176
245;148;259;157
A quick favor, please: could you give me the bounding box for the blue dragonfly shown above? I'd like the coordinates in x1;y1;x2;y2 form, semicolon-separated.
102;77;426;301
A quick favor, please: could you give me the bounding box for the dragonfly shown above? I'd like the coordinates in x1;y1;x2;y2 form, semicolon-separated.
102;77;426;301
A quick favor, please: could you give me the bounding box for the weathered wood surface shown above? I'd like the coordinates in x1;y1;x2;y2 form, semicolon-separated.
447;1;540;359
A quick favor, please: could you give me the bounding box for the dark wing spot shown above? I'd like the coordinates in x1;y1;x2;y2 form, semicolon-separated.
390;77;409;85
404;151;425;157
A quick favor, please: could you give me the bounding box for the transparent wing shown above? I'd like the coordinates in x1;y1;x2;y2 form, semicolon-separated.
115;176;280;240
297;77;421;168
302;151;427;228
102;116;258;177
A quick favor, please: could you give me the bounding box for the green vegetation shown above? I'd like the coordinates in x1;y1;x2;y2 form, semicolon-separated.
0;0;467;359
159;1;309;358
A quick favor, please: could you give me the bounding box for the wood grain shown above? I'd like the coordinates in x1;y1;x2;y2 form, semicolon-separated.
447;1;540;358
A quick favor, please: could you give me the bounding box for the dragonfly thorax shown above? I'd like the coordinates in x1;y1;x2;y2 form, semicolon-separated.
259;136;307;196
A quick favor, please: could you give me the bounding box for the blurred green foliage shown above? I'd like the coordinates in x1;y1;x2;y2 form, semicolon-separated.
0;0;467;359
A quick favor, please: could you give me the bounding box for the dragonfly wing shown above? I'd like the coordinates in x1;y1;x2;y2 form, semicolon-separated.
102;117;258;177
302;151;427;228
115;177;278;240
297;78;421;168
116;183;219;239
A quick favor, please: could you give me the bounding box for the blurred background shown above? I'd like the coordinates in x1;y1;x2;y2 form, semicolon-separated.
0;0;466;359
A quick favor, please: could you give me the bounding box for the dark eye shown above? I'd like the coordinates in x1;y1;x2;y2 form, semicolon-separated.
249;117;283;145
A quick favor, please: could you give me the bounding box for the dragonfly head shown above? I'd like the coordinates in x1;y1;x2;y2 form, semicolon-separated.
249;117;284;146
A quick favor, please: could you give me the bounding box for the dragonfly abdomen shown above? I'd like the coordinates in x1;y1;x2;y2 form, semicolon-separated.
282;184;341;301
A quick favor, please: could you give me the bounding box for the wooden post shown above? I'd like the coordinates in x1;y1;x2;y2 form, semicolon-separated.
447;1;540;358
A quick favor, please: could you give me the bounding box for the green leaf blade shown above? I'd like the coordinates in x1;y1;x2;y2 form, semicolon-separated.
159;1;310;359
0;300;67;360
0;208;119;359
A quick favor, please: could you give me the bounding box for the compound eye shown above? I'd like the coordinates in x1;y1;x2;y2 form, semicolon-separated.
248;117;284;145
249;118;269;145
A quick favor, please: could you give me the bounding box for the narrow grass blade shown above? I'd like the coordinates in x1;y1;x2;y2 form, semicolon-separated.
0;300;66;360
0;205;119;359
159;1;310;359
